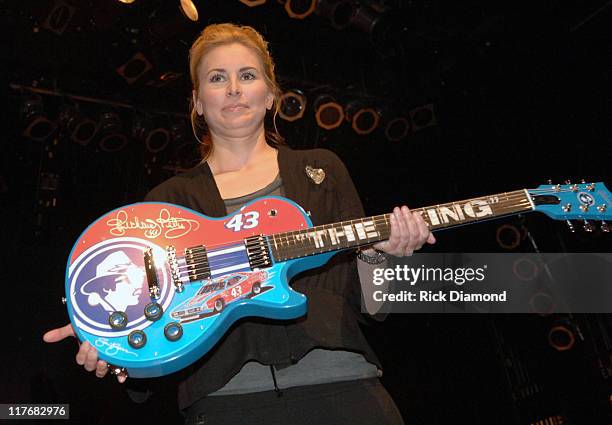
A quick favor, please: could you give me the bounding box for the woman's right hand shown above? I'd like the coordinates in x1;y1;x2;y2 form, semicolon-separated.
43;323;127;383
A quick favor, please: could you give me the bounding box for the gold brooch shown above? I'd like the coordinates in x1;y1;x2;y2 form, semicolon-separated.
305;166;325;184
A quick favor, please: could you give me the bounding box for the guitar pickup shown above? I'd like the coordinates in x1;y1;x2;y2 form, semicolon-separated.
144;247;160;299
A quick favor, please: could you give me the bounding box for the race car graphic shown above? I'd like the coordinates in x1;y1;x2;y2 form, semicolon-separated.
171;270;269;320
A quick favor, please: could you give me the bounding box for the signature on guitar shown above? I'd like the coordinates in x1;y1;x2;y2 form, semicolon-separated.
106;209;200;239
95;338;138;357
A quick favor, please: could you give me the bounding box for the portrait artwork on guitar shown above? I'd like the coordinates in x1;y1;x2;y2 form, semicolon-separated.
65;182;611;378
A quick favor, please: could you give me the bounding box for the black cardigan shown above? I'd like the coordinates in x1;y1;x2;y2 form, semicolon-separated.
144;145;382;411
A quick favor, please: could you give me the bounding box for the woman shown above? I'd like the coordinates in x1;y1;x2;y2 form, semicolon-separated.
44;23;435;424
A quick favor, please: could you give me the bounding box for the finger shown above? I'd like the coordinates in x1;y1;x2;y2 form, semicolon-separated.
76;341;90;366
394;207;409;254
402;206;417;255
384;210;401;252
84;345;99;372
413;212;430;250
427;233;436;244
95;360;108;378
372;240;387;251
117;373;127;384
43;324;75;343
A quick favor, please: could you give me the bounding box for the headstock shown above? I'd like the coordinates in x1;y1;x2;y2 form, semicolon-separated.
528;181;611;233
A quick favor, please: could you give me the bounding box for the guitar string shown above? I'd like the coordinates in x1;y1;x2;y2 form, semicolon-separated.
173;187;596;255
169;187;603;272
172;190;532;257
173;197;535;273
173;190;595;272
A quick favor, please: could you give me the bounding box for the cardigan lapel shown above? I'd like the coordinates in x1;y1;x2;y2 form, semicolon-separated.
277;145;305;203
196;161;227;218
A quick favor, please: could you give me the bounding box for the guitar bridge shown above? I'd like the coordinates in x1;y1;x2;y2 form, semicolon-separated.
245;235;272;270
185;245;211;282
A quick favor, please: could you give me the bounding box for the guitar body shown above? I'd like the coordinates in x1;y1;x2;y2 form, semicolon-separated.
65;197;335;378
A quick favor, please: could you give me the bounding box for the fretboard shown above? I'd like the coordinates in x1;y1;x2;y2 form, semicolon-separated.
269;189;533;262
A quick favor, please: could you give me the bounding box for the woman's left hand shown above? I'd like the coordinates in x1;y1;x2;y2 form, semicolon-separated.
373;206;436;257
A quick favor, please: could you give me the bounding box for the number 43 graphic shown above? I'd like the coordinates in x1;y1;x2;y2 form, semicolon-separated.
225;212;260;232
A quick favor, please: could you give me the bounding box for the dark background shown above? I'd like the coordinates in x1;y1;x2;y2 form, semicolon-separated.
2;0;612;423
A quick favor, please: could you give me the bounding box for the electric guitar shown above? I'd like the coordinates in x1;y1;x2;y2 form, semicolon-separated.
64;182;611;378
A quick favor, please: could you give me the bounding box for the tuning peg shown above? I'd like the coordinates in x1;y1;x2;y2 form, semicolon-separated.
602;221;610;233
566;220;575;233
583;220;594;232
581;179;586;184
547;179;553;185
564;179;572;185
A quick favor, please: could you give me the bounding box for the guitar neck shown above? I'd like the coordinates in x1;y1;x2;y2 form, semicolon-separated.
269;189;534;262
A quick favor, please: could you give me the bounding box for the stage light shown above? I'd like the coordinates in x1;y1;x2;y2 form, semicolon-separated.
116;52;153;84
496;224;521;250
279;90;306;122
20;97;57;142
316;0;355;29
239;0;267;7
349;1;403;53
164;121;200;174
314;95;344;130
180;0;199;21
98;112;127;152
43;0;76;35
60;105;97;146
548;322;576;352
145;127;170;153
285;0;317;19
384;117;410;141
118;0;136;4
345;101;379;135
410;104;436;131
132;114;170;153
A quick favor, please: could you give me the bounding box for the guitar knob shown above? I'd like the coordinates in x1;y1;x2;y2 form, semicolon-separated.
144;302;163;321
109;311;128;330
566;220;575;233
562;203;571;212
127;330;147;349
580;204;589;212
164;322;183;342
602;221;610;233
583;220;594;232
598;204;607;213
